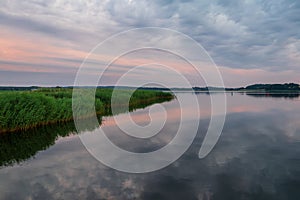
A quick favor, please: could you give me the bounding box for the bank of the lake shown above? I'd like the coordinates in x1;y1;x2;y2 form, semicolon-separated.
0;88;174;134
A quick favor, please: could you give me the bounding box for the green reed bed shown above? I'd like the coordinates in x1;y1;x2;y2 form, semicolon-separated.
0;88;173;133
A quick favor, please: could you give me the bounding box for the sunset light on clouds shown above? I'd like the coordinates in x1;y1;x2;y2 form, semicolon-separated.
0;0;299;87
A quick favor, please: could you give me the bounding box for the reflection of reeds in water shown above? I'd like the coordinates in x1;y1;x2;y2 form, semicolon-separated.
0;116;103;167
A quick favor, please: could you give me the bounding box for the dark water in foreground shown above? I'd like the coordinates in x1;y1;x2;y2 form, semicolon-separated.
0;92;299;200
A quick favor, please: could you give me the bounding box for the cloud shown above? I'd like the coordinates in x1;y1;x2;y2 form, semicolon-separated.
0;0;299;86
0;59;77;72
0;70;76;86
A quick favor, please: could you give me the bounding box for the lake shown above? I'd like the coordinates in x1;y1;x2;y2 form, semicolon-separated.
0;92;299;200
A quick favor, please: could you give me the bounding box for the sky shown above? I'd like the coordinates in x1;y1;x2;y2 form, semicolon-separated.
0;0;299;87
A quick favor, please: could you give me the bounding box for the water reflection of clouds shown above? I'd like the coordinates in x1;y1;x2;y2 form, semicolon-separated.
102;104;181;128
0;93;300;199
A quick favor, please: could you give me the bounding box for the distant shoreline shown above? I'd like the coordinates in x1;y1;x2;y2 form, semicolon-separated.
0;83;299;92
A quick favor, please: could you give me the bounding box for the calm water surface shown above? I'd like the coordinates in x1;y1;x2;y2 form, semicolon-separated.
0;92;299;200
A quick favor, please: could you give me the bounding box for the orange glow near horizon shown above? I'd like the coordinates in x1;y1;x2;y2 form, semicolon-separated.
1;27;299;87
0;28;88;73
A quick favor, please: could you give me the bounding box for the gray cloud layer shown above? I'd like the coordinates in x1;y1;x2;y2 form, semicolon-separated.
0;0;299;85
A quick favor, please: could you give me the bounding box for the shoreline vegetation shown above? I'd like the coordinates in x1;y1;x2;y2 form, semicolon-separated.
0;83;298;134
0;88;173;166
193;83;300;92
0;83;299;92
0;88;174;134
